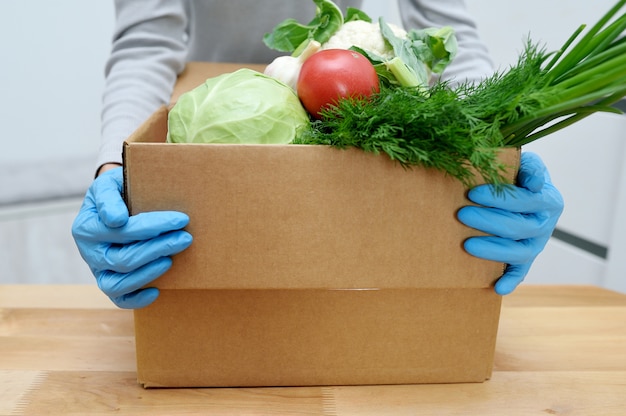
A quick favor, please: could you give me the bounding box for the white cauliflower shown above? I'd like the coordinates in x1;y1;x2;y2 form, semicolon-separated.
321;20;407;59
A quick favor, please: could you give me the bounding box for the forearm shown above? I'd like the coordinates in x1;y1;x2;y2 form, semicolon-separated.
98;0;188;169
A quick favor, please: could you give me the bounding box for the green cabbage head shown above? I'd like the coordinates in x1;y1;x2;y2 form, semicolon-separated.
166;68;309;144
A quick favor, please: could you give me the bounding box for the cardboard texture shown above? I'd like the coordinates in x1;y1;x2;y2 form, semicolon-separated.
123;63;520;388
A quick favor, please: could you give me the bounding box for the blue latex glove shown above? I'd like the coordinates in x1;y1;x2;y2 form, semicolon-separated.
72;167;192;308
457;152;564;295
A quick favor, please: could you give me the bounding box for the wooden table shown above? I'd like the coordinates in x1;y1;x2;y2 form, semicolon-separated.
0;285;624;415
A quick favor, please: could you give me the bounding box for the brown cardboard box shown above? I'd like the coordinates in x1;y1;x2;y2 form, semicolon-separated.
123;63;520;388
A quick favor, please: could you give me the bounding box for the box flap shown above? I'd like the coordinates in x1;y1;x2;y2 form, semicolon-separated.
123;106;519;290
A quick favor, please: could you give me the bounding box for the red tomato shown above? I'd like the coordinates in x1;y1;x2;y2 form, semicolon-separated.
297;49;379;118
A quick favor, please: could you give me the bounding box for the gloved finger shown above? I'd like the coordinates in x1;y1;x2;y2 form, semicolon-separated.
495;263;532;295
517;152;547;193
97;256;173;299
463;235;540;265
467;151;563;215
92;230;192;273
111;287;160;309
92;167;129;228
458;206;550;240
466;184;560;214
72;210;190;244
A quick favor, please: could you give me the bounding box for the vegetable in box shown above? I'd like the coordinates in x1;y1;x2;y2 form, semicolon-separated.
168;0;626;190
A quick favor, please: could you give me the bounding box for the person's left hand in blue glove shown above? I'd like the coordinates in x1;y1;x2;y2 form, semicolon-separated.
457;151;564;295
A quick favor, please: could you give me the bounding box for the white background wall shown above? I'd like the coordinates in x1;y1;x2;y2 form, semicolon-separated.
1;1;624;293
1;1;111;166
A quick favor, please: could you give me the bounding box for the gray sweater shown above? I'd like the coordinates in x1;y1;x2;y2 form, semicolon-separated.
99;0;493;169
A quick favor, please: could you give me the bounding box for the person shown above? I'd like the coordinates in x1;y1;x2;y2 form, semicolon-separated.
72;0;564;308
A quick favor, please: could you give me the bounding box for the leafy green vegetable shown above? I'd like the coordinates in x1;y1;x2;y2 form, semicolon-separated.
378;19;430;87
407;26;458;74
167;69;309;144
297;0;626;189
262;0;344;54
344;7;372;23
350;19;457;88
264;0;457;89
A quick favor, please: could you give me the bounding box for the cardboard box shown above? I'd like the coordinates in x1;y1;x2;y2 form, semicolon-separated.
123;62;520;388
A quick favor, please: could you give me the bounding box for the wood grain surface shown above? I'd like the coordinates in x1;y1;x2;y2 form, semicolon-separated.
1;284;625;415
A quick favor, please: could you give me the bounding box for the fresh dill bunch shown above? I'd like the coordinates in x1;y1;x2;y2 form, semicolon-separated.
295;83;510;188
456;40;560;145
459;40;552;126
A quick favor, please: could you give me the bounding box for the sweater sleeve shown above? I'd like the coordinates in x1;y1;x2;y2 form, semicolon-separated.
98;0;188;169
397;0;494;85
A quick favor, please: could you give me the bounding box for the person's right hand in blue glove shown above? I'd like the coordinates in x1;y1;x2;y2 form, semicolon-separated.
71;166;193;309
